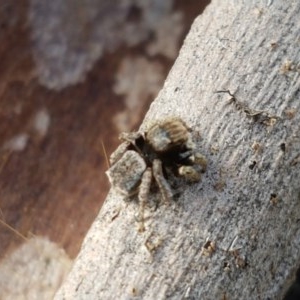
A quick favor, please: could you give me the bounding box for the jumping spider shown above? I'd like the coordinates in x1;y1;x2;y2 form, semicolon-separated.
106;117;207;231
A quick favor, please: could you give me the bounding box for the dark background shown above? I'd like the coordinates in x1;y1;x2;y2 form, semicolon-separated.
0;0;210;260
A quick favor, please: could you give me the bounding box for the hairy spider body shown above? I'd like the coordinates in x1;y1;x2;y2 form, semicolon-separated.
106;117;207;231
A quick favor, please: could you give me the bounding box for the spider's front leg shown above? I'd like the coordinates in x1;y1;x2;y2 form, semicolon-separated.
178;152;207;182
137;168;152;232
152;159;173;205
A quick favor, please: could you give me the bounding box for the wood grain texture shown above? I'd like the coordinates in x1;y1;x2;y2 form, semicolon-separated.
55;0;300;299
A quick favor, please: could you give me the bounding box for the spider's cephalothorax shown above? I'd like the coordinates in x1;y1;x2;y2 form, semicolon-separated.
106;117;207;231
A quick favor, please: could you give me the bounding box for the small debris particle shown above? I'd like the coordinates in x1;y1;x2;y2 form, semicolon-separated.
281;60;295;73
290;155;300;166
214;180;226;192
145;234;163;254
221;292;228;300
284;108;296;120
223;261;231;272
111;209;121;221
254;7;263;17
231;249;247;269
216;90;280;125
249;161;257;170
210;145;219;155
251;141;262;154
270;193;278;205
201;240;216;257
130;287;139;297
270;42;278;49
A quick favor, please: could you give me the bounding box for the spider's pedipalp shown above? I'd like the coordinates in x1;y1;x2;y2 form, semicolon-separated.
194;152;207;172
178;166;201;182
152;159;173;204
137;168;152;232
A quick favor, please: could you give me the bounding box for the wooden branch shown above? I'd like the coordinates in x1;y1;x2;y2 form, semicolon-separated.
55;0;300;299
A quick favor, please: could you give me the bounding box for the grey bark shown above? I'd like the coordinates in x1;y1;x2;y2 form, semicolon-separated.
55;0;300;299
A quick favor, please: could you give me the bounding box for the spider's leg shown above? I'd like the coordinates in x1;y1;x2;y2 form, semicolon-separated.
109;142;130;166
137;168;152;232
153;159;173;204
119;131;147;160
119;132;143;144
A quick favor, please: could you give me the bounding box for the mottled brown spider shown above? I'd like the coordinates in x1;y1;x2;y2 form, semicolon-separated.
106;117;207;231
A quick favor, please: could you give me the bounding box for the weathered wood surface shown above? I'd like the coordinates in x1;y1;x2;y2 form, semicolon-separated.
55;0;300;299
